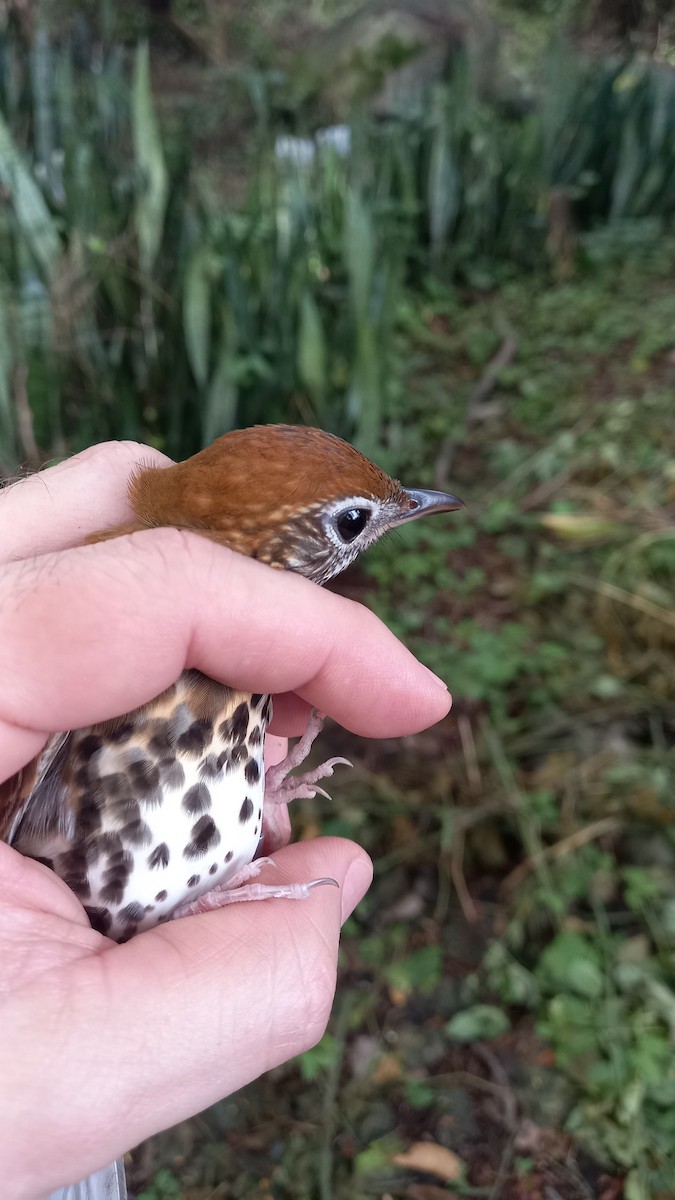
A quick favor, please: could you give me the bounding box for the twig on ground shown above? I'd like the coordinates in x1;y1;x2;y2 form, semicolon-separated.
449;825;478;925
472;1044;518;1133
500;816;622;895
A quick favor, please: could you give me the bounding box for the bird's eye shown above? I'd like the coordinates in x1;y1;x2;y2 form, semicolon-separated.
335;507;370;543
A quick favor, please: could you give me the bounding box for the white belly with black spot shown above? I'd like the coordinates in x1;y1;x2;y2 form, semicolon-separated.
89;746;266;939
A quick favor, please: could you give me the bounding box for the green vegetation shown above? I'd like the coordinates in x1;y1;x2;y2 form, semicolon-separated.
2;5;675;1198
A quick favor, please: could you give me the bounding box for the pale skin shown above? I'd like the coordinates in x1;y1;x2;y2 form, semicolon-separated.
0;442;452;1200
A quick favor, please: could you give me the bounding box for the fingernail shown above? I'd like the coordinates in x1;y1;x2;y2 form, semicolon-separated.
341;855;373;922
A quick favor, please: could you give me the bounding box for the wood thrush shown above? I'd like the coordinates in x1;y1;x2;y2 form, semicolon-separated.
2;425;463;942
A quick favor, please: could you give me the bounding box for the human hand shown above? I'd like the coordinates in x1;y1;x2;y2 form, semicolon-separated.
0;441;452;1199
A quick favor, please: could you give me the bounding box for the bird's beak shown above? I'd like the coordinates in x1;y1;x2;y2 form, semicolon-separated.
393;487;465;526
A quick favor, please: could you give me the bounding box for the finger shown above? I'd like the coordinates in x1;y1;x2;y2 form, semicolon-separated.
2;838;372;1196
263;733;289;768
0;441;171;563
0;530;451;777
268;693;313;736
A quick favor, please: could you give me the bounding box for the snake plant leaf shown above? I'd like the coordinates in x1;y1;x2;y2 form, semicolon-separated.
0;110;61;280
184;245;212;390
297;289;327;409
132;41;168;274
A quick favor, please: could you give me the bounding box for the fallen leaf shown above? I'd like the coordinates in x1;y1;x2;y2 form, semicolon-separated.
392;1142;464;1182
370;1052;403;1087
388;986;409;1007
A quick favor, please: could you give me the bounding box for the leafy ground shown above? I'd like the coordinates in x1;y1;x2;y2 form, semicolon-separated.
131;231;675;1200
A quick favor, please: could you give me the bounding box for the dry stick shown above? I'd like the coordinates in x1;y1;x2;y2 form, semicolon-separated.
465;336;518;425
500;816;622;896
318;991;356;1200
472;1043;519;1133
488;1135;516;1200
573;575;675;632
435;334;518;490
448;714;482;923
475;411;597;510
458;712;482;793
449;824;478;924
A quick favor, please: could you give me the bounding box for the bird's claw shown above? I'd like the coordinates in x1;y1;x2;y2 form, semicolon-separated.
175;873;339;914
265;708;352;806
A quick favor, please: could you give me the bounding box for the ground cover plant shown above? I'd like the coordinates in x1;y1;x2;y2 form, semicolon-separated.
1;3;674;1198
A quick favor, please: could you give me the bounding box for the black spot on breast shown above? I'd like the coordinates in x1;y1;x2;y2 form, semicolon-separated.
248;725;262;747
209;863;218;875
147;843;170;870
121;818;152;847
199;754;221;781
144;904;155;913
187;874;200;888
118;902;144;921
85;906;112;935
60;848;91;899
184;815;221;860
251;693;264;709
219;702;249;745
239;797;254;824
245;759;260;786
228;744;246;769
128;759;162;804
149;727;173;757
225;850;233;863
99;847;134;905
155;889;168;902
97;772;133;802
119;902;145;926
182;782;211;815
77;794;103;839
77;734;103;758
106;722;134;744
177;719;213;757
159;757;185;790
261;697;272;724
109;796;141;826
74;763;92;789
95;831;124;855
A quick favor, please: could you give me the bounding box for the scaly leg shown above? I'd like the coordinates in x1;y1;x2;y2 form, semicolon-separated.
262;709;351;852
265;709;352;802
174;857;338;918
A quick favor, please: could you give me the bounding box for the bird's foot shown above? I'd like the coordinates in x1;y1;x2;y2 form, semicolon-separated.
264;708;352;806
174;858;338;917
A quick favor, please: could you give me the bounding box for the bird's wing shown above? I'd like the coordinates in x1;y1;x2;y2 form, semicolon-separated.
1;732;71;845
48;1160;128;1200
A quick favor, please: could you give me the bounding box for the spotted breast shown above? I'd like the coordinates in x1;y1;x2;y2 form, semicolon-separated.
10;672;271;941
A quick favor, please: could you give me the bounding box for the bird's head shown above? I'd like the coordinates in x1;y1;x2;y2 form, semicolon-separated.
107;425;464;585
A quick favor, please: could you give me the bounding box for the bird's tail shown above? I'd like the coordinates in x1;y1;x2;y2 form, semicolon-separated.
48;1159;127;1200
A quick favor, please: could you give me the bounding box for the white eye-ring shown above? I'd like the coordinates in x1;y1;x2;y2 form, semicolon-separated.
322;496;376;549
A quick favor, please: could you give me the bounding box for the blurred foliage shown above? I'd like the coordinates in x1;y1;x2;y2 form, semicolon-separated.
2;15;675;466
2;5;675;1199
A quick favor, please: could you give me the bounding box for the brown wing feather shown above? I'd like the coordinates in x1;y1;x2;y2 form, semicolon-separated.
1;733;71;844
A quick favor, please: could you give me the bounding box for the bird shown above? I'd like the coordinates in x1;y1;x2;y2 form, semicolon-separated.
3;425;463;945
